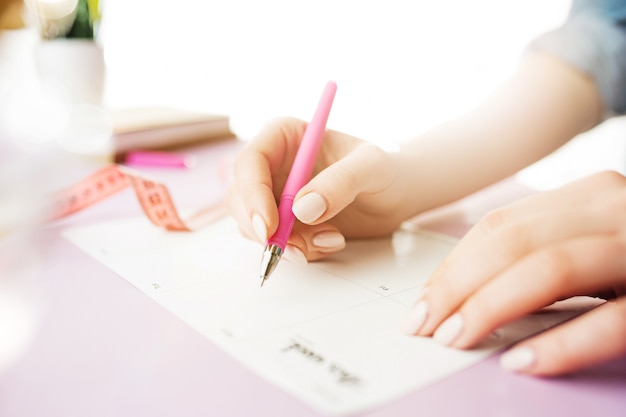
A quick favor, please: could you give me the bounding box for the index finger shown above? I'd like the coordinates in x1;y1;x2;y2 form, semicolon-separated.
435;171;625;282
231;117;307;240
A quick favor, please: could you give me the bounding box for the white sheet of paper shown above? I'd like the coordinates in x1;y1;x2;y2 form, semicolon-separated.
62;217;577;415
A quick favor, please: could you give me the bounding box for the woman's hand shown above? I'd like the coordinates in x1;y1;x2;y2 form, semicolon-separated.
403;171;626;376
226;117;410;262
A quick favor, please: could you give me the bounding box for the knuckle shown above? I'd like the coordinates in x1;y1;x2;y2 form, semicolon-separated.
476;207;513;235
588;170;626;189
360;142;390;162
265;116;301;129
337;164;361;192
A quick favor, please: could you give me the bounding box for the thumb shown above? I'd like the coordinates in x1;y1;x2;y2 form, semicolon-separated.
292;143;398;224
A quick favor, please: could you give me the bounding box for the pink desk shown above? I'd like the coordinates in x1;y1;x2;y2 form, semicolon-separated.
1;140;624;417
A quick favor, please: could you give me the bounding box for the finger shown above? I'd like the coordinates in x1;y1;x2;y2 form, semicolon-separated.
228;181;347;262
412;205;621;336
284;222;347;263
232;118;307;239
434;171;626;272
512;171;626;212
224;185;257;242
500;297;626;376
293;142;398;225
432;234;626;349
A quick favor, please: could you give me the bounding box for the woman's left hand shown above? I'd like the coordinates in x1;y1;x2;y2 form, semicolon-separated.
403;171;626;376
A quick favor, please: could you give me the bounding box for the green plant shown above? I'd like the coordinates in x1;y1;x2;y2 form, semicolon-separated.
66;0;99;39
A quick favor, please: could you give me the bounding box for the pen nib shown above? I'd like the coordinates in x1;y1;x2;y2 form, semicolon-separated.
259;244;283;288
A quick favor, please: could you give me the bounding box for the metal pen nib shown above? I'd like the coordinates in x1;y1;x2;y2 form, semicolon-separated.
260;244;283;287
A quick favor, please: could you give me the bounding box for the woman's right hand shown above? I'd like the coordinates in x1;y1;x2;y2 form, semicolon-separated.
225;117;409;262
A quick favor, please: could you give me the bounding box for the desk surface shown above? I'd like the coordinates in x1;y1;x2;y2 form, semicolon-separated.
1;141;625;417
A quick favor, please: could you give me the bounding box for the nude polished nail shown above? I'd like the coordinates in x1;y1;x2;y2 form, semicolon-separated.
433;313;463;346
284;245;308;265
500;347;536;372
252;213;267;242
312;231;345;249
292;193;326;224
402;301;429;335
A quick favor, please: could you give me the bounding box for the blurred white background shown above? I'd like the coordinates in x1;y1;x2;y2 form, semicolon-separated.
100;0;569;141
98;0;625;189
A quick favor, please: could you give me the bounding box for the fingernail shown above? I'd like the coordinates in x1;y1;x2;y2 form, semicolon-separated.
292;193;326;224
312;231;345;249
433;313;463;346
252;213;267;242
402;300;429;335
500;347;536;372
284;245;308;265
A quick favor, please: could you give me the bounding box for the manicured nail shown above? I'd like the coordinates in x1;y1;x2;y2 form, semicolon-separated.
284;245;308;265
312;231;345;249
433;313;463;346
252;213;267;242
500;347;536;372
402;300;428;335
292;193;326;224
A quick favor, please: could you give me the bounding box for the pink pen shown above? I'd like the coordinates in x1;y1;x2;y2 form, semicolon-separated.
259;81;337;286
124;150;196;169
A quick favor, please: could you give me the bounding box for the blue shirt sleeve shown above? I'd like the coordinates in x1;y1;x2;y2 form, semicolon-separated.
528;0;626;117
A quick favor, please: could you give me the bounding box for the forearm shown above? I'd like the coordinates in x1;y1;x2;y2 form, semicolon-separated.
394;52;603;217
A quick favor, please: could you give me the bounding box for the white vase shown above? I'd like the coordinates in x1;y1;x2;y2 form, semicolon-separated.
34;38;105;105
32;38;113;156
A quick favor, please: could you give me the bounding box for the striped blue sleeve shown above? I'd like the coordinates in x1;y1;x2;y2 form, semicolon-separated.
528;0;626;117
